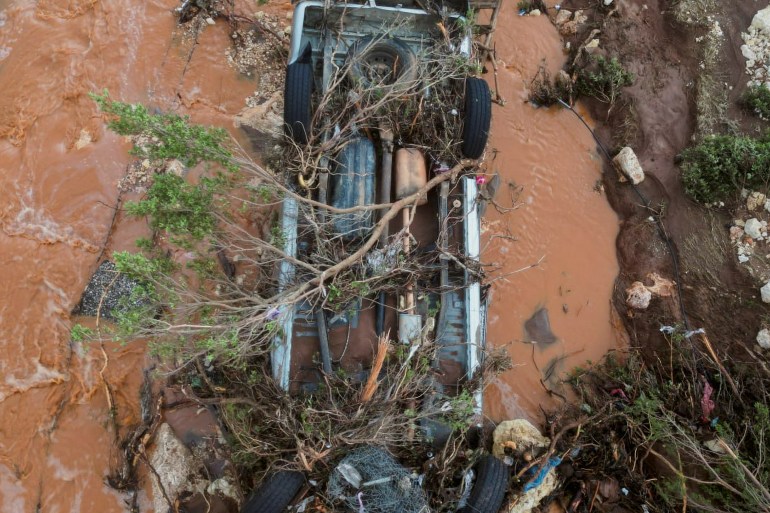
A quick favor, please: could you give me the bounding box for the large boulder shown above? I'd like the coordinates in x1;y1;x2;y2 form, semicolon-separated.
613;147;645;185
751;6;770;38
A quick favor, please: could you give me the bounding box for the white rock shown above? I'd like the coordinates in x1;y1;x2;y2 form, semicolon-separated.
764;199;770;213
529;9;542;16
603;0;614;5
586;39;600;49
745;218;763;239
738;254;750;263
742;44;757;61
149;424;200;513
758;329;770;349
166;159;185;177
747;191;767;211
762;282;770;303
205;17;215;25
554;9;572;26
750;6;770;38
613;147;645;184
626;282;652;310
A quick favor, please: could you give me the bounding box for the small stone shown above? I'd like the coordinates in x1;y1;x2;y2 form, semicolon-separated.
166;159;185;177
586;39;600;50
613;147;645;185
747;191;767;211
730;225;745;240
205;17;215;25
603;0;614;5
745;218;763;239
738;254;750;263
765;199;770;213
626;282;652;310
554;9;572;26
762;282;770;303
758;328;770;349
529;9;542;16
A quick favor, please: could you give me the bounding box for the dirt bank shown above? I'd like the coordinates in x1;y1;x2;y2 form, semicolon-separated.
553;0;767;358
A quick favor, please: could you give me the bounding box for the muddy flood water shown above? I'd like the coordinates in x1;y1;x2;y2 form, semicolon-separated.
0;1;621;511
481;7;624;423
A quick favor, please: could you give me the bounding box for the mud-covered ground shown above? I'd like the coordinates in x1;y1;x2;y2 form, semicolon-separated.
555;0;768;361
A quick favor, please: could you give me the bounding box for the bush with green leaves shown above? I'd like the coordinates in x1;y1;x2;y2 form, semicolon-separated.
91;90;236;171
679;133;770;204
576;55;634;107
740;85;770;120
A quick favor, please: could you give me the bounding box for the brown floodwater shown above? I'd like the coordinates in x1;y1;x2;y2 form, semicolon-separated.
0;0;622;510
0;0;275;510
481;7;625;424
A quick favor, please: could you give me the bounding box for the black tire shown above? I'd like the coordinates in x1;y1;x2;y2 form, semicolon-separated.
461;78;492;159
284;61;313;144
459;455;509;513
346;36;418;89
241;471;306;513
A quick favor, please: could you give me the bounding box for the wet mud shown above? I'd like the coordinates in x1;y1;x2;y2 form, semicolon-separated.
482;7;624;424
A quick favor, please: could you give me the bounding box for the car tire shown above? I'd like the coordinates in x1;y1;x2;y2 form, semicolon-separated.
284;61;313;144
346;36;418;89
461;77;492;159
458;454;509;513
241;471;306;513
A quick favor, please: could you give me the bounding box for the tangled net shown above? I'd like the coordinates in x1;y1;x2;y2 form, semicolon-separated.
326;446;430;513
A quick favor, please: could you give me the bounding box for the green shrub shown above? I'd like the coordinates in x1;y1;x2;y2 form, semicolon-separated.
125;173;216;240
740;85;770;120
576;56;634;106
679;134;770;204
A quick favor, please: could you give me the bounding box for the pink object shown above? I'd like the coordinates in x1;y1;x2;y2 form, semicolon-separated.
475;175;487;185
610;388;629;401
701;381;715;421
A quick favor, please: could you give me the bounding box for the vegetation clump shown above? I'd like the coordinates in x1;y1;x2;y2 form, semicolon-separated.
575;56;634;108
679;133;770;204
741;84;770;120
557;329;770;513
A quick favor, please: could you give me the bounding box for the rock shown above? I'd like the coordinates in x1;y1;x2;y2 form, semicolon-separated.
626;282;652;310
508;470;558;513
166;159;185;177
74;129;92;150
645;273;675;297
704;439;727;454
613;147;645;184
493;422;559;513
585;39;601;51
758;328;770;349
729;225;745;241
493;419;549;459
750;6;770;38
554;9;572;26
528;9;541;16
738;254;750;263
205;17;215;25
149;424;200;513
762;281;770;303
747;191;767;211
742;44;757;62
745;218;763;239
765;199;770;213
603;0;614;5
